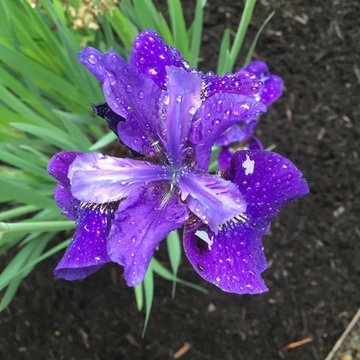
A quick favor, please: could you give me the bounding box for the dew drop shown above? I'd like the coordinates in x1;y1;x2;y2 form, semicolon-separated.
125;84;133;93
138;91;144;99
88;54;97;65
139;57;146;64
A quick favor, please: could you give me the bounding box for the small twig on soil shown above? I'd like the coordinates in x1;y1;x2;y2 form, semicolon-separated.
324;308;360;360
125;333;141;348
173;342;191;359
281;337;313;351
78;327;90;349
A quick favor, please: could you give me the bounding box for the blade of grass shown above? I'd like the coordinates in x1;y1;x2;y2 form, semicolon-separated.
134;283;144;311
0;206;39;222
244;11;275;65
151;258;207;294
167;0;190;60
217;29;230;75
189;0;206;67
166;230;182;298
142;265;154;337
228;0;256;71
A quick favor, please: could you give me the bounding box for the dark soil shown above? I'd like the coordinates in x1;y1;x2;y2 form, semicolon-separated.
1;0;359;359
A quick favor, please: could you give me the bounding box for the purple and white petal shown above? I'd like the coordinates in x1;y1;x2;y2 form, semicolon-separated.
178;171;246;233
163;66;202;165
47;151;83;186
129;30;188;88
217;137;264;171
54;205;112;280
190;93;267;170
54;183;79;221
183;221;268;294
108;186;188;286
225;150;309;231
68;153;171;204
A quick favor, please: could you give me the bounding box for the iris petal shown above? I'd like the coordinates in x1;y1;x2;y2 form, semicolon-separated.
108;186;188;286
54;205;112;280
68;153;171;204
129;30;187;88
163;66;202;166
190;93;266;170
178;171;246;233
184;150;309;294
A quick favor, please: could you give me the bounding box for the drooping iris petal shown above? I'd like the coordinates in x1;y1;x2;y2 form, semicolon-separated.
190;93;267;170
47;151;83;186
202;71;263;99
129;30;188;88
68;153;171;204
108;186;188;286
225;150;309;231
178;171;246;233
241;61;283;106
183;221;268;294
54;205;112;280
163;66;202;166
54;183;79;221
183;150;308;294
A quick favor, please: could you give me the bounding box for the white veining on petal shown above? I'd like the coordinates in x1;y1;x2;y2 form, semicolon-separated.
195;230;214;250
242;154;255;175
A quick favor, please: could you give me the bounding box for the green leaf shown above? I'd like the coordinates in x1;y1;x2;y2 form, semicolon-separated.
228;0;257;71
142;265;154;337
244;11;275;66
167;0;190;60
88;131;118;151
134;283;144;311
166;230;182;298
151;258;207;294
189;0;206;67
217;29;230;75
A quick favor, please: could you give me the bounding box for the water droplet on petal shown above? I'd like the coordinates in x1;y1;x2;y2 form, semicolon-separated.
139;57;146;64
138;91;144;99
126;84;133;93
88;54;97;65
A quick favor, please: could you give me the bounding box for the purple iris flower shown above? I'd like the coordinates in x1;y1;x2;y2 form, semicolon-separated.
47;30;308;294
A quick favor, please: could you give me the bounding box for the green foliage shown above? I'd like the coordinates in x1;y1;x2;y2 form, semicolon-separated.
0;0;274;329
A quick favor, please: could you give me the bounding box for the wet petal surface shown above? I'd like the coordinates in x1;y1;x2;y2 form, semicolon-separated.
68;153;171;204
47;151;83;186
178;171;246;233
129;30;187;88
54;205;112;280
108;186;188;286
183;221;268;294
225;150;309;231
190;93;266;170
163;66;202;166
